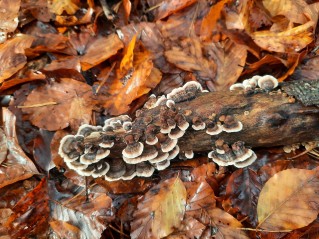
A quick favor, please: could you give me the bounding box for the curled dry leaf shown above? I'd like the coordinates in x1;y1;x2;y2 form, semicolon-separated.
0;34;34;83
21;78;97;131
0;108;39;189
80;34;124;71
4;178;49;238
0;0;20;42
257;168;319;231
130;176;187;239
252;21;314;53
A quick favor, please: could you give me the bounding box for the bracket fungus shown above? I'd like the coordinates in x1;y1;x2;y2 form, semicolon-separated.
58;80;263;181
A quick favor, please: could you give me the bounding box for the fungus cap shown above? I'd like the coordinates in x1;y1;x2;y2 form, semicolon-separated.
122;142;144;158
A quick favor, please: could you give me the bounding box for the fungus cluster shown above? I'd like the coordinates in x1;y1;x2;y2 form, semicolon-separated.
229;75;279;92
59;80;258;181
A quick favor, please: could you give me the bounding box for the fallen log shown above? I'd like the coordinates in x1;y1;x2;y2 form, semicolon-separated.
58;76;319;180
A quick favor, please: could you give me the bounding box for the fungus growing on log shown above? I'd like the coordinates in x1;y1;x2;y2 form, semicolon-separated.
58;78;319;181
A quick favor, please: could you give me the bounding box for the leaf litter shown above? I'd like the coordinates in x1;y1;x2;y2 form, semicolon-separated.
1;0;319;238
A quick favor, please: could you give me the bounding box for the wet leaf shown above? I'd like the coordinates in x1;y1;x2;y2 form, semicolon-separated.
80;34;124;71
257;168;319;230
0;108;39;189
205;208;250;239
0;34;34;83
131;176;187;239
21;78;97;131
223;168;262;227
50;182;113;239
184;180;216;218
5;178;50;238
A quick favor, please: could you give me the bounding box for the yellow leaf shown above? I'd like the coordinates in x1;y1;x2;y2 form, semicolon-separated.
252;21;314;53
131;177;187;239
257;168;319;230
50;0;80;15
120;34;137;73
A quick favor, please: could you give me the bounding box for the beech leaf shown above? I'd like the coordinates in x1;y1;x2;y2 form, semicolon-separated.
257;168;319;230
130;176;187;239
21;78;97;131
0;108;39;189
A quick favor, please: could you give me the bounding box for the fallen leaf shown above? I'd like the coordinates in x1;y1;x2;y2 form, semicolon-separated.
164;37;217;81
50;220;81;239
50;182;113;239
80;34;124;71
0;0;20;42
5;178;50;238
0;108;39;189
205;39;247;91
0;34;34;83
119;34;137;74
257;168;319;230
200;0;230;41
205;208;250;239
147;0;197;21
49;0;80;15
184;180;216;218
0;128;8;164
223;168;262;227
105;50;162;115
262;0;309;24
252;21;314;53
122;0;131;24
130;176;187;239
21;78;97;131
167;216;206;239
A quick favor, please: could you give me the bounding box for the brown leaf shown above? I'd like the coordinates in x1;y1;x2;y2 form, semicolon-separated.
0;34;34;83
0;128;8;164
50;220;81;239
131;176;187;239
0;0;20;42
257;168;319;230
50;182;113;239
167;216;206;239
21;78;97;131
0;108;39;189
80;34;124;71
207;39;247;91
164;37;217;81
205;208;250;239
5;178;50;238
105;52;162;115
147;0;197;21
184;180;216;218
223;168;262;227
122;0;132;24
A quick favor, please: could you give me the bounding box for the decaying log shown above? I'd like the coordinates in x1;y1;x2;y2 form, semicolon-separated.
59;78;319;180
